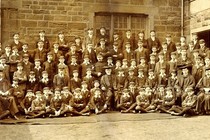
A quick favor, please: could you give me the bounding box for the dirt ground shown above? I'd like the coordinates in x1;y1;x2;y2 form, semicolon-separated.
0;112;210;140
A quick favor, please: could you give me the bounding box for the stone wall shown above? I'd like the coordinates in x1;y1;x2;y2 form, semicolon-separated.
1;0;181;47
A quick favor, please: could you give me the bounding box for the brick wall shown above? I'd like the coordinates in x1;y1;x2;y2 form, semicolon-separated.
1;0;181;47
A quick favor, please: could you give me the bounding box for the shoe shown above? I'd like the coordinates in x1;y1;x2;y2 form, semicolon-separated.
13;115;19;120
138;111;141;114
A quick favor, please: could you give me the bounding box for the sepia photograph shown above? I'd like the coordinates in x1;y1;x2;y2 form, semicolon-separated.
0;0;210;139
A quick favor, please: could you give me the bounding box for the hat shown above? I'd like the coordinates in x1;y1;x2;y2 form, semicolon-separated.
55;87;61;91
129;81;135;85
150;54;156;57
94;80;99;83
122;59;127;62
199;39;205;44
150;30;156;33
193;49;199;53
23;54;29;58
100;38;105;42
123;88;130;93
186;86;194;91
171;52;176;55
75;36;81;40
166;34;171;38
42;71;48;74
35;91;42;95
34;58;41;62
107;57;112;60
74;88;81;92
176;42;181;46
179;64;192;70
138;30;144;34
103;65;112;69
73;70;78;73
138;68;144;72
59;56;65;59
137;40;143;44
62;86;69;90
58;31;64;35
26;89;33;93
13;77;18;81
43;87;50;90
125;42;131;45
47;52;52;56
113;42;118;46
148;69;154;72
113;32;119;35
29;71;35;74
17;62;23;67
39;30;45;33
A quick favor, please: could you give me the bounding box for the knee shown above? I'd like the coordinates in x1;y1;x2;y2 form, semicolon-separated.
135;106;140;110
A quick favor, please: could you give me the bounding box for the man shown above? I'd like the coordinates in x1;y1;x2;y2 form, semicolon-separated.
93;53;106;79
95;27;109;47
89;88;107;115
165;34;176;54
117;89;135;113
34;40;47;63
48;88;64;118
135;31;147;49
50;42;63;64
70;70;82;92
169;87;197;117
155;52;169;75
111;32;123;51
22;54;33;76
122;30;135;51
69;88;90;116
13;62;27;91
147;30;161;53
192;33;200;49
134;40;149;64
192;56;204;84
9;33;23;52
20;90;35;115
123;42;134;62
82;43;97;64
36;30;50;52
198;39;210;58
156;86;176;114
175;65;195;105
43;52;57;82
0;71;19;120
53;67;69;89
26;91;47;119
100;66;115;110
196;67;210;114
56;31;69;53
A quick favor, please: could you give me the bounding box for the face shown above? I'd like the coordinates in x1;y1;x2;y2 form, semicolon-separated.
149;71;154;76
206;70;210;77
38;42;44;48
86;70;91;75
22;45;28;50
55;91;60;97
126;31;131;37
59;58;65;63
116;61;121;67
5;47;11;52
87;30;93;35
29;74;35;79
54;44;59;50
182;68;189;76
13;34;19;40
97;56;103;61
105;69;112;75
129;71;134;76
138;42;143;47
150;31;155;37
17;66;23;71
166;89;172;95
138;33;144;38
180;37;186;42
181;50;187;56
94;82;100;87
35;61;41;66
192;34;198;40
87;44;93;49
43;73;48;78
71;58;77;63
81;84;88;89
58;34;64;39
0;72;4;79
73;72;78;77
36;94;42;100
131;61;136;66
138;71;143;76
140;59;145;64
166;37;171;42
47;55;53;60
200;43;205;47
152;47;157;52
159;87;164;92
126;45;131;50
75;38;81;43
100;41;105;46
39;32;45;37
205;58;210;65
100;28;106;35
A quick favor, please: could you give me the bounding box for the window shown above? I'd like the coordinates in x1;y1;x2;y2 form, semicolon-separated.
94;12;148;39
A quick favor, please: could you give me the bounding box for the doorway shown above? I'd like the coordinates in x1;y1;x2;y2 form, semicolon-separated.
197;29;210;48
